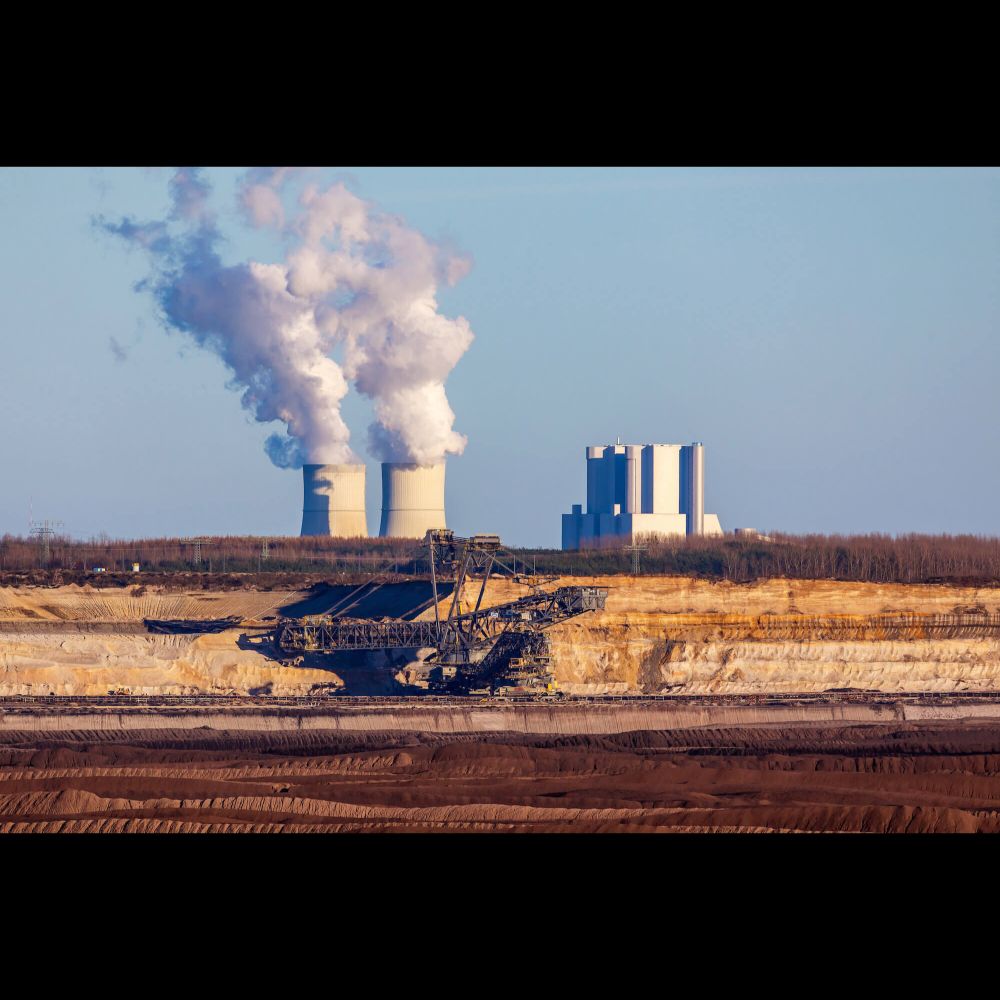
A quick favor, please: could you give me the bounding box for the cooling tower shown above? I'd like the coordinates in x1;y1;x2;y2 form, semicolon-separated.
686;443;704;536
300;464;368;537
379;462;446;538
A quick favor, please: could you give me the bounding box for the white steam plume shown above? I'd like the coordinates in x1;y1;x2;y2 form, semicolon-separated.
101;167;474;469
100;167;353;468
242;169;474;465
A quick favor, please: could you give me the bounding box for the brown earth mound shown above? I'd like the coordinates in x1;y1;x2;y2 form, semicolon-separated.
3;722;1000;833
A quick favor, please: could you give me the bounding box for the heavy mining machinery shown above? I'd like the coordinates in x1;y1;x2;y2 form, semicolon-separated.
275;530;607;693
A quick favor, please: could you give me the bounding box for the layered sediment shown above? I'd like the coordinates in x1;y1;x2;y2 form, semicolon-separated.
4;721;1000;833
477;576;1000;696
0;577;998;696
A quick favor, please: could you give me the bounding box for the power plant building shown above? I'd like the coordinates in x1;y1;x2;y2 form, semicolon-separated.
562;442;723;549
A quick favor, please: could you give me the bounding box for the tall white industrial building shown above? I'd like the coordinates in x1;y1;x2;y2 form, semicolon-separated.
562;441;723;549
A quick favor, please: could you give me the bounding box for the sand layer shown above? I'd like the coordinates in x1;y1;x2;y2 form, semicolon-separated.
0;577;998;696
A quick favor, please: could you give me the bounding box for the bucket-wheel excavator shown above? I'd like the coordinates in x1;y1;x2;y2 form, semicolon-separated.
276;530;607;695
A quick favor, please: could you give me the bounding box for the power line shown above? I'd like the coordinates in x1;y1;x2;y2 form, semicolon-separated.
624;540;648;575
30;519;64;566
180;537;213;567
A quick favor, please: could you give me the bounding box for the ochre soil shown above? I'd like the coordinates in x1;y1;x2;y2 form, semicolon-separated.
3;722;1000;832
2;577;999;696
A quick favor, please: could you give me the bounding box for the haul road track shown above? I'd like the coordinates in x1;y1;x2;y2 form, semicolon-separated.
5;691;1000;738
8;691;1000;708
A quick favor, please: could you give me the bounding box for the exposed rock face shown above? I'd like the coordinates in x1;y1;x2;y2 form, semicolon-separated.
547;627;1000;695
472;575;1000;618
0;584;298;623
464;576;1000;695
0;630;341;697
0;577;998;695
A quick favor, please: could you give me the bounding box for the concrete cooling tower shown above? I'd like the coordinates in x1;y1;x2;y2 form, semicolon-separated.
300;464;368;537
379;462;446;538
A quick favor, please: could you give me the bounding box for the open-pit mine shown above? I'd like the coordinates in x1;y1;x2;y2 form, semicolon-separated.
3;568;1000;832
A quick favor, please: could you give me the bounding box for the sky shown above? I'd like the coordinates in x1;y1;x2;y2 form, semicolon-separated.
0;166;997;547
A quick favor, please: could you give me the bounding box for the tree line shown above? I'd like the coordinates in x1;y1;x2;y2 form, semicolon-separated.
533;533;1000;584
1;531;998;585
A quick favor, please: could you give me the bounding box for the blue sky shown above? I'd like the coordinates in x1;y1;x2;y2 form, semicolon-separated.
0;167;996;546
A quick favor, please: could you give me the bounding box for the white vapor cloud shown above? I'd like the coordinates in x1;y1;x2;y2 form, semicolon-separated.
99;167;474;469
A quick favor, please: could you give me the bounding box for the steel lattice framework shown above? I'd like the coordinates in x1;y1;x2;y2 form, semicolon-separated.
275;585;607;662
